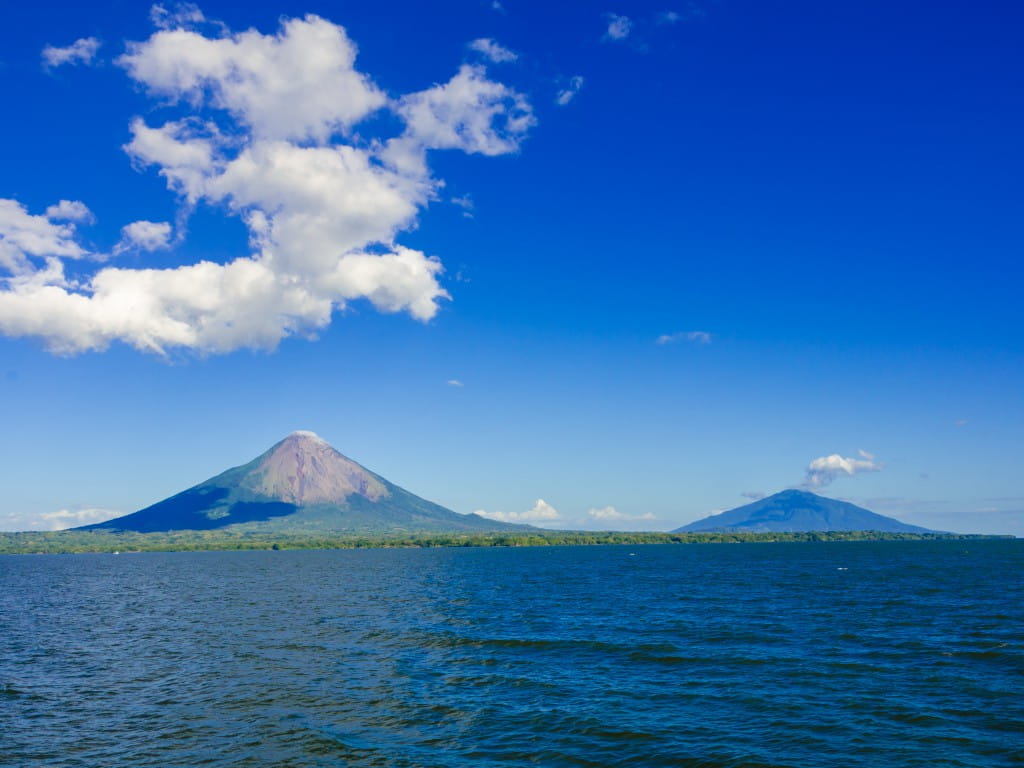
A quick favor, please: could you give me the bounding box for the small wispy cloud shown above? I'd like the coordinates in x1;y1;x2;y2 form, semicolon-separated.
657;3;706;24
741;490;766;501
447;379;464;387
555;76;585;106
42;37;102;70
803;450;882;489
468;38;517;63
954;418;969;427
604;6;705;51
603;13;633;41
656;330;711;345
451;195;474;218
150;2;208;30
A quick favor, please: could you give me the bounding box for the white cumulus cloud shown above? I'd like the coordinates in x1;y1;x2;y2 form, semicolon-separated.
45;200;95;223
385;64;534;174
42;37;102;69
115;220;173;254
475;498;561;524
803;450;882;489
0;10;534;356
468;38;517;63
119;15;387;142
0;199;90;278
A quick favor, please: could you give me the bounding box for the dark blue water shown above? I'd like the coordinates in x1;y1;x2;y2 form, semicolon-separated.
2;541;1022;767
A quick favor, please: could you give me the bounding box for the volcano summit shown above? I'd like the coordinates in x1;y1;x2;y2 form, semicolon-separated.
81;431;520;534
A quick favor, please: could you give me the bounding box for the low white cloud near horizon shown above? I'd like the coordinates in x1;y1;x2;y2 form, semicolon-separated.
2;506;121;532
474;498;561;524
586;505;655;522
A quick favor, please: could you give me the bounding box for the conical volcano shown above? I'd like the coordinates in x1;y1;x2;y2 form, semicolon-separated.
81;431;522;534
674;489;933;533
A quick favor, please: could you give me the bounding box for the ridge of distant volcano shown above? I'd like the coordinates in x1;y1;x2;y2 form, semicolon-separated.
675;489;933;533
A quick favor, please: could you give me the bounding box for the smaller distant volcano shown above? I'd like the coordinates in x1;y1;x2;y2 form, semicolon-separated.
675;489;933;533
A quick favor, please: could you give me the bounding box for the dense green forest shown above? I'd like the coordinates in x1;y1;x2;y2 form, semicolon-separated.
0;528;1007;555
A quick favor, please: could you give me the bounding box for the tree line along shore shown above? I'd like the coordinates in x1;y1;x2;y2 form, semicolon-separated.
0;529;1008;555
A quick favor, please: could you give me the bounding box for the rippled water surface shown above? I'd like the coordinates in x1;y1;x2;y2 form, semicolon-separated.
2;541;1022;767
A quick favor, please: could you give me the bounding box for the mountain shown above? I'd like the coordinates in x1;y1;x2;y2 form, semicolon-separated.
675;489;933;533
80;431;524;534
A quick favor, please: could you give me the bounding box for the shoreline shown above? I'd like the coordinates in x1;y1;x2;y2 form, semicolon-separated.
0;529;1012;556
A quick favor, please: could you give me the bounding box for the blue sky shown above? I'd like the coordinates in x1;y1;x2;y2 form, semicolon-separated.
1;0;1021;534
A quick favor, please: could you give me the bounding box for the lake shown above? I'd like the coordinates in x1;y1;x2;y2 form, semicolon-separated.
2;541;1021;767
